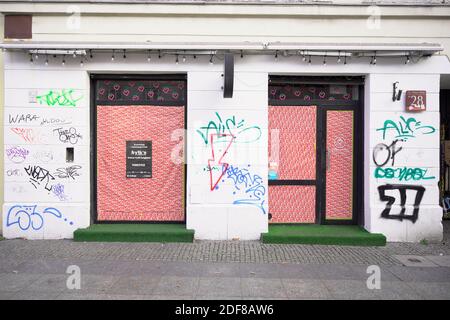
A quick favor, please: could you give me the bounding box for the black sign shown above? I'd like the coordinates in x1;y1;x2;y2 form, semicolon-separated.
126;141;152;178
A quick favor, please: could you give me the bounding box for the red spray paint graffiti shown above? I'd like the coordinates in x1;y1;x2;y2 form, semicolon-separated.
208;133;235;191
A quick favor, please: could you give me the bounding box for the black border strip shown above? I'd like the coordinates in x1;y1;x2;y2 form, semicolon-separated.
269;180;316;186
90;73;188;224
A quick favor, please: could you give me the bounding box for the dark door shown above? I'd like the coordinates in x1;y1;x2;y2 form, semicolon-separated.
317;107;357;224
268;77;363;225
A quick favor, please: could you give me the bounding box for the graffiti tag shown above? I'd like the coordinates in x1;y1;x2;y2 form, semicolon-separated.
374;167;435;181
372;139;403;167
6;146;30;164
378;184;425;223
6;205;73;231
24;165;55;191
53;127;82;144
197;112;262;145
226;164;266;215
376;116;436;140
36;89;83;107
52;183;68;201
54;165;82;180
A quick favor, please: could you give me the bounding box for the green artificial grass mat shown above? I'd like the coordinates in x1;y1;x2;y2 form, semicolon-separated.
74;224;194;243
0;236;4;241
261;224;386;246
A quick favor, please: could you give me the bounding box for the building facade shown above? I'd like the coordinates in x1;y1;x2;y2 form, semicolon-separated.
1;0;450;242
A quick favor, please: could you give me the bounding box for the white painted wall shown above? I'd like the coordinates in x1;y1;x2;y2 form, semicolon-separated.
0;13;4;236
365;73;443;242
2;50;449;241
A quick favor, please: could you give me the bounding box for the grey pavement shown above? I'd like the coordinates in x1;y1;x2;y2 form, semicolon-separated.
0;221;449;300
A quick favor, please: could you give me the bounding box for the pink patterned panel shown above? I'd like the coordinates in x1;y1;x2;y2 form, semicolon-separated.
325;110;354;220
268;106;316;180
97;105;184;221
269;186;316;223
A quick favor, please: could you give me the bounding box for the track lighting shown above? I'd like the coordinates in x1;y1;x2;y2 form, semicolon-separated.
62;55;66;66
147;50;151;62
405;55;410;64
29;53;33;64
182;55;186;63
123;50;126;59
176;54;179;64
209;54;214;64
45;55;49;66
158;50;162;59
323;53;327;65
308;55;312;65
111;50;115;61
337;51;341;63
275;50;278;61
89;50;93;59
240;50;244;58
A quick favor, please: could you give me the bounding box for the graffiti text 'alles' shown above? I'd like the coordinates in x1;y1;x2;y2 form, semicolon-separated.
197;112;262;145
376;116;435;141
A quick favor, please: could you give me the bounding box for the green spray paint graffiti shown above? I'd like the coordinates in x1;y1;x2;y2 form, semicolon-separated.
36;89;83;107
374;167;435;181
376;116;436;140
197;112;261;144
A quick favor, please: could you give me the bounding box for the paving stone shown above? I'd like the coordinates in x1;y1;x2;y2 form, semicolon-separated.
200;263;241;278
195;295;241;300
385;266;450;282
197;277;241;297
0;273;42;292
108;275;160;295
424;255;450;267
374;281;423;300
153;276;199;297
26;274;69;293
241;278;287;298
0;291;16;300
11;290;61;300
322;280;380;300
281;279;331;299
407;282;450;300
393;255;439;267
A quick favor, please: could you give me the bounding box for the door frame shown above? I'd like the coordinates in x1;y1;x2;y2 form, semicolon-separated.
268;77;364;226
89;73;188;224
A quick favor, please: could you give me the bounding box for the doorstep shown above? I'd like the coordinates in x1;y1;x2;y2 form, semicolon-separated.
73;224;195;243
261;224;386;246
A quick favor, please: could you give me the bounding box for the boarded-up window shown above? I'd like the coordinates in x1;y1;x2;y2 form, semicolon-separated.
4;15;32;39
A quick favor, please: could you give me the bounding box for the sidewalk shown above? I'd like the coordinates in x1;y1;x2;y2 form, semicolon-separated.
0;222;449;300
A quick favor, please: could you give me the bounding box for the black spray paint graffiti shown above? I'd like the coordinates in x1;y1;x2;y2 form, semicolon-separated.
372;139;403;167
378;184;425;223
54;165;82;180
8;114;40;124
53;127;82;144
24;165;55;191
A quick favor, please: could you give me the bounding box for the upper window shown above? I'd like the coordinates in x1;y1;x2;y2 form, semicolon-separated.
95;79;186;105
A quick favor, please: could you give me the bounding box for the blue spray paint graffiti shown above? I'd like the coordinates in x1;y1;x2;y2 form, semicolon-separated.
225;164;266;214
6;205;73;231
